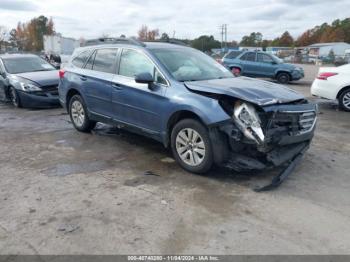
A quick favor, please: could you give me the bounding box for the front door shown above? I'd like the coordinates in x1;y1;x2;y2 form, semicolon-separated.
256;53;278;78
111;48;168;133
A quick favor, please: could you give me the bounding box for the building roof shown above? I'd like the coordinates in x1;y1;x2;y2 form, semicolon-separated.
308;42;350;48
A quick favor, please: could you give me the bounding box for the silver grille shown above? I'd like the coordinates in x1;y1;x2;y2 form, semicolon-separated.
299;111;317;134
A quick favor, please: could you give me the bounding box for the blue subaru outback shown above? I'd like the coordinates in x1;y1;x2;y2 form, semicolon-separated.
58;38;316;190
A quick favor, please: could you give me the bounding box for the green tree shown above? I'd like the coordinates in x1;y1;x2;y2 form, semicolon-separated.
160;33;170;41
191;35;221;51
13;16;55;51
240;32;263;47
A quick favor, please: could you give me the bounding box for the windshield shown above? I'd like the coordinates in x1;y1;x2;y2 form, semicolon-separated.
152;48;233;82
2;56;55;74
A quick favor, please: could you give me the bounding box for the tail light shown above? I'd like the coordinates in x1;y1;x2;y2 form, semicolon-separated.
59;69;65;79
316;72;338;80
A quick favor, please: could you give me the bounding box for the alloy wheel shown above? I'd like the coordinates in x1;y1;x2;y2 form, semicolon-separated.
71;100;85;127
342;91;350;110
175;128;206;166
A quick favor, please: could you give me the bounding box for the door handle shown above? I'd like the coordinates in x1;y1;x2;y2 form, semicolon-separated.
112;83;123;90
80;76;87;81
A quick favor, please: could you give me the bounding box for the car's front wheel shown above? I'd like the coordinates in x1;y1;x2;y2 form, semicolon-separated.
8;86;21;108
171;119;213;173
69;95;96;132
339;89;350;112
276;72;290;84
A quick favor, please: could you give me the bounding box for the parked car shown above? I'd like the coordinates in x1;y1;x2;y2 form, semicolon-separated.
59;39;317;189
311;64;350;111
0;54;60;108
221;51;304;84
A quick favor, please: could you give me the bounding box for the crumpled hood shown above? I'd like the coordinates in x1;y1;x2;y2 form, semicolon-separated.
12;70;59;87
185;77;305;106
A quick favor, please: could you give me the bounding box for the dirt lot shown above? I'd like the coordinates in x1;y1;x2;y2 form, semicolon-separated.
1;64;350;255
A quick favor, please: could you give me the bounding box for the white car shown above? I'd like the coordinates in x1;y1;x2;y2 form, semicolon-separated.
311;64;350;111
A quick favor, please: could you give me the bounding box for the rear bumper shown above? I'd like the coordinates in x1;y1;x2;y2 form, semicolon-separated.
311;79;337;100
17;90;60;108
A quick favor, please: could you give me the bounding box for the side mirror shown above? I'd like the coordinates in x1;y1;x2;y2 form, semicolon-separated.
135;72;154;84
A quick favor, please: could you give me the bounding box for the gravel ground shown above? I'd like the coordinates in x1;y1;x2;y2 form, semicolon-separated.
0;65;349;255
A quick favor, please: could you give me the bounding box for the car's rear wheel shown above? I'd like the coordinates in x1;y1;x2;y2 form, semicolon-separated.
231;67;241;77
276;72;290;84
69;95;96;132
171;119;213;173
339;89;350;112
8;86;21;108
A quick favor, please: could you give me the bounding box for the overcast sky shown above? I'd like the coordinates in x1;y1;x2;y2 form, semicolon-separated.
1;0;349;41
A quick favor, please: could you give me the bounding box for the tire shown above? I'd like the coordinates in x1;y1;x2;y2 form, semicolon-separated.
8;86;21;108
276;72;290;84
68;94;96;132
231;67;241;77
171;119;213;173
339;89;350;112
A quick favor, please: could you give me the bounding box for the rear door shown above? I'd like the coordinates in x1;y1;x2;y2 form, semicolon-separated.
239;52;257;76
111;48;168;133
256;53;277;77
82;48;118;117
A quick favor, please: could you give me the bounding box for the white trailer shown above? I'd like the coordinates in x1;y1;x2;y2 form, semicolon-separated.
43;35;79;55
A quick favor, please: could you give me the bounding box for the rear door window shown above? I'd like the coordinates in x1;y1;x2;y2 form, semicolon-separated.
240;52;256;62
92;49;118;74
226;51;241;59
72;50;92;68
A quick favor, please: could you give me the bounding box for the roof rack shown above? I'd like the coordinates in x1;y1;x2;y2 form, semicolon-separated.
82;37;146;47
145;38;189;46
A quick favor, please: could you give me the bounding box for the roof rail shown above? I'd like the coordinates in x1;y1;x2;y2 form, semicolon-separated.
82;37;146;47
145;38;189;46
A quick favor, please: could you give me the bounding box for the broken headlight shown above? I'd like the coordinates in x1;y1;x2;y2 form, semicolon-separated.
19;82;42;92
233;101;265;144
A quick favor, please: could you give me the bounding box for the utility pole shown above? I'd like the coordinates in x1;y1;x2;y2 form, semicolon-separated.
219;24;228;52
224;24;227;50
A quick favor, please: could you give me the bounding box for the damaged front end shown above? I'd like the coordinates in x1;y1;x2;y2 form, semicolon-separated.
213;98;317;190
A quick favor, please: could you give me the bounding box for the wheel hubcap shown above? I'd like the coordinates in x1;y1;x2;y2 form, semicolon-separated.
343;92;350;109
176;128;205;166
71;100;85;127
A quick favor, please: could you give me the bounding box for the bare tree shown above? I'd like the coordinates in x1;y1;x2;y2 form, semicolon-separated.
0;25;7;42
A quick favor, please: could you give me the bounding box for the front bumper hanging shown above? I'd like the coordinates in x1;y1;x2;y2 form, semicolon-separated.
253;143;309;192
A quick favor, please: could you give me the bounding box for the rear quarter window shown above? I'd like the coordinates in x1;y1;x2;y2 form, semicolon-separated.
71;50;92;68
